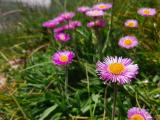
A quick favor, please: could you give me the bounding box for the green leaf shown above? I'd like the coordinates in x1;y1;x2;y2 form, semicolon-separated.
92;94;99;103
39;104;58;120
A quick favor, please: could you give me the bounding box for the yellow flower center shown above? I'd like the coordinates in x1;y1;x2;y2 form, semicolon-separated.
59;34;65;40
130;114;144;120
143;9;150;15
127;22;135;27
108;63;125;75
99;5;107;9
124;39;133;46
59;55;68;62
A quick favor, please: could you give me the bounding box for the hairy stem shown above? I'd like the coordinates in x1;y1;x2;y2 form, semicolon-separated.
103;86;108;120
111;83;118;120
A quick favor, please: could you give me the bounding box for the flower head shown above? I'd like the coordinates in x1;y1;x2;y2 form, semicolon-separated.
42;19;59;28
93;3;112;11
59;12;75;20
52;51;75;66
96;56;138;84
137;8;156;16
54;33;71;42
53;16;65;23
118;36;138;49
87;19;106;28
128;107;152;120
87;21;95;27
69;21;82;28
86;9;104;17
42;16;65;28
54;26;65;33
64;21;82;30
124;19;138;28
77;6;90;13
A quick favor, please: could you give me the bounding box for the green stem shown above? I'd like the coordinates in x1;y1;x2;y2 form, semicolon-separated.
102;0;115;54
51;30;56;48
111;83;118;120
136;92;141;108
103;86;108;120
64;0;67;11
95;29;102;59
85;63;94;120
65;66;69;100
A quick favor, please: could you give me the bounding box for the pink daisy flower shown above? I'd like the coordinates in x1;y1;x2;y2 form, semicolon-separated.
93;3;112;11
96;56;138;84
59;12;75;20
87;21;95;27
86;9;104;17
124;19;138;28
64;21;82;30
128;107;152;120
77;6;90;13
52;51;75;66
118;36;138;49
54;26;65;33
137;8;156;16
42;19;59;28
42;16;65;28
87;19;106;28
69;21;82;28
53;16;65;23
54;33;71;42
54;21;81;33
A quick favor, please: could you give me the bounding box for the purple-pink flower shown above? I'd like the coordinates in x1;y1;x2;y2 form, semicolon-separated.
87;21;95;28
137;8;156;16
96;56;138;84
54;27;65;33
54;33;71;42
118;36;138;49
124;19;138;28
86;9;104;17
128;107;152;120
64;21;82;30
93;3;112;11
54;21;81;33
59;12;75;20
42;20;59;28
52;51;75;66
42;16;65;28
77;6;90;13
87;19;106;28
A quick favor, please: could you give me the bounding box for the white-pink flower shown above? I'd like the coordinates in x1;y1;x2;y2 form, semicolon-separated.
86;9;104;17
124;19;138;28
137;8;156;16
96;56;139;84
118;36;138;49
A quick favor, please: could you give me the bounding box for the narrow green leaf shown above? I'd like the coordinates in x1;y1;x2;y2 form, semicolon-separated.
39;104;58;120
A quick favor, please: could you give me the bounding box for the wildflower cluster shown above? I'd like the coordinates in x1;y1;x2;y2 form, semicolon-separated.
43;12;81;43
78;3;112;28
119;7;157;49
42;2;157;119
